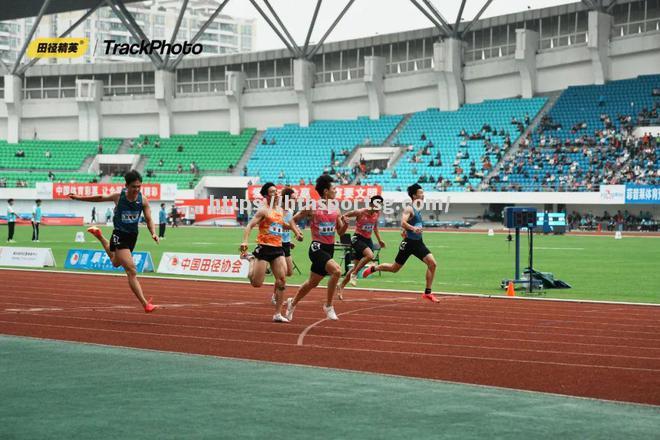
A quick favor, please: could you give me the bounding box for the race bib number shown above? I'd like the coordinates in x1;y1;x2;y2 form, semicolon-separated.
121;211;141;223
269;222;283;236
319;222;335;236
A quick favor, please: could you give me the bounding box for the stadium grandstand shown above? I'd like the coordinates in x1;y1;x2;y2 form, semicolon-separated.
1;0;659;438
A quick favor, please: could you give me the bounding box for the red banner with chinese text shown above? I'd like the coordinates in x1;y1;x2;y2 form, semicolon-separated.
246;185;381;201
53;183;162;200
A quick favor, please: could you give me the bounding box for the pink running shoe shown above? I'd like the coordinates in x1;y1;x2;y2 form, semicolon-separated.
422;293;440;303
361;266;376;278
144;298;158;313
87;226;103;239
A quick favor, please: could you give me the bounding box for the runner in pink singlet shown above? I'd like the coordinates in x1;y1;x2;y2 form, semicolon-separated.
285;174;347;321
337;195;386;299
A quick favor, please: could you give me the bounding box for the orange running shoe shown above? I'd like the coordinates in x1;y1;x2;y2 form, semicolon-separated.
422;293;440;303
144;298;158;313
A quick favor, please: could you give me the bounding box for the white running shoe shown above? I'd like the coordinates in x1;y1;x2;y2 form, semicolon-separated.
349;273;357;287
272;313;289;323
285;297;295;321
323;304;339;320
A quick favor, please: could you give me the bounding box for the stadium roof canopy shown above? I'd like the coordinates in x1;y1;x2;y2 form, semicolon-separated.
3;0;621;76
0;0;143;21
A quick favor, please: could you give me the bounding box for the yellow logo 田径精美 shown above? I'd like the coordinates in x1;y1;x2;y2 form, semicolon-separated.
27;38;89;58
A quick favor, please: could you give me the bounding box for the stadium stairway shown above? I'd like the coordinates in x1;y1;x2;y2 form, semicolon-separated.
382;113;414;146
233;130;264;176
359;97;548;191
482;91;562;188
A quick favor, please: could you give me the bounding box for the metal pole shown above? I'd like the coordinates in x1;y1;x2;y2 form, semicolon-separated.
12;0;53;74
262;0;302;57
169;0;231;70
17;0;105;75
460;0;494;37
248;0;299;57
307;0;356;59
606;0;619;13
303;0;323;55
515;227;520;280
112;0;164;67
409;0;446;36
454;0;467;33
421;0;454;36
164;0;189;67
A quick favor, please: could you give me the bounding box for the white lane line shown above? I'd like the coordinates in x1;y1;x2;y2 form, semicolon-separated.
297;302;405;346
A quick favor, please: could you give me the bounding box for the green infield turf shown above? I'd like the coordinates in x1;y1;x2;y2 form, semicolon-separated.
1;335;659;440
1;224;658;303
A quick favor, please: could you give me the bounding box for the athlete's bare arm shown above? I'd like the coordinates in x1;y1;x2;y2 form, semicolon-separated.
69;193;120;204
142;198;159;243
240;208;268;255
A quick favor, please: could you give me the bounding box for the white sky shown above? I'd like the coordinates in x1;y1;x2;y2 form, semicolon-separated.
222;0;577;51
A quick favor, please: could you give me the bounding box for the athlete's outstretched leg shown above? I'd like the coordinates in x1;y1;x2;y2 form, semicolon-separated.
115;249;157;312
285;272;323;321
87;227;119;266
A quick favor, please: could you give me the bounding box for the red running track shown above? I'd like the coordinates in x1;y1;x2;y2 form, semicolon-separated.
1;270;659;405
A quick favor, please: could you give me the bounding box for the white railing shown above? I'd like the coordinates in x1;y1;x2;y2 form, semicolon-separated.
315;67;364;84
244;75;292;90
612;18;660;38
539;31;588;50
176;81;226;95
386;57;433;75
465;44;515;62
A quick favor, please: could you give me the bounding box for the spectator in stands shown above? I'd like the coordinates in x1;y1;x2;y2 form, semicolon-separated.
422;146;430;156
6;199;17;242
45;150;52;158
269;138;276;145
158;159;164;167
146;170;154;177
243;165;248;176
177;164;183;174
154;140;160;149
524;114;531;125
15;150;25;158
391;170;398;179
189;181;195;189
262;138;268;145
177;144;184;152
47;171;55;181
143;136;150;145
189;162;197;174
331;149;336;163
279;170;285;179
0;178;6;188
228;164;234;172
97;144;103;154
420;133;427;141
429;159;435;167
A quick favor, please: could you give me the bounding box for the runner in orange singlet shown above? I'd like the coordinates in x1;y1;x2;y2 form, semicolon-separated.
241;182;302;322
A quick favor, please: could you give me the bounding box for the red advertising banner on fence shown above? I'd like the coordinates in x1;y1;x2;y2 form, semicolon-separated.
52;183;162;200
246;185;381;201
175;198;237;223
